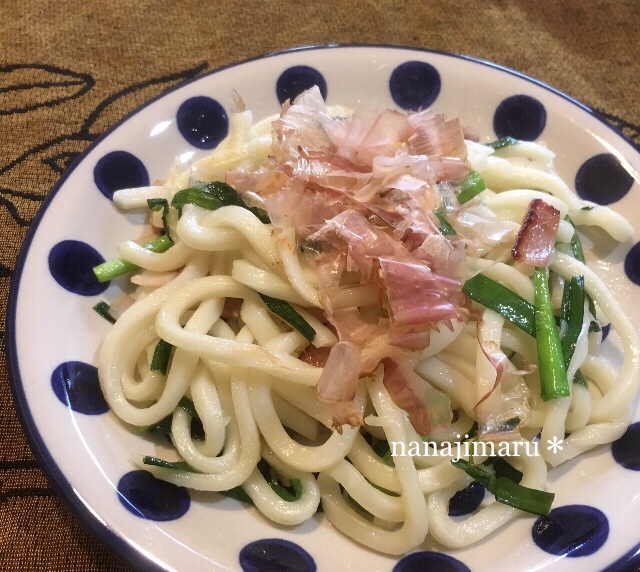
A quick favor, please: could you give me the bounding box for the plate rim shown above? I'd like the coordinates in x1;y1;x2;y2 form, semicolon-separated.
5;43;640;572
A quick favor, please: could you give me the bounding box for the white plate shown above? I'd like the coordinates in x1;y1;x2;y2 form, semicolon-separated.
7;45;640;572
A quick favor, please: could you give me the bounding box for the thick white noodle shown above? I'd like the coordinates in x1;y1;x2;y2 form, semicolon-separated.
99;113;638;557
318;371;429;555
428;445;547;548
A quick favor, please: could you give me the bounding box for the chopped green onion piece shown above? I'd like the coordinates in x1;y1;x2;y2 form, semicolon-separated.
452;459;554;516
366;477;398;497
142;456;195;472
565;226;587;264
258;293;316;341
457;171;487;204
139;414;172;436
485;136;519;150
92;235;173;283
178;396;200;420
573;369;588;387
372;439;395;467
256;459;303;502
560;275;584;366
270;479;303;502
139;398;205;439
220;486;254;504
565;215;600;332
93;300;116;324
559;275;589;387
147;198;173;241
150;339;174;375
493;474;555;516
485;456;523;483
534;268;570;401
172;181;270;224
435;207;456;235
463;273;536;337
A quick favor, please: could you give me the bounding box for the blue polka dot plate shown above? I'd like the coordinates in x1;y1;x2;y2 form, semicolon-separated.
7;45;640;572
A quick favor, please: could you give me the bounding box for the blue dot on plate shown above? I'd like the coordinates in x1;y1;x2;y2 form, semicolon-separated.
600;541;640;572
624;243;640;286
239;539;316;572
389;61;441;111
176;96;229;150
611;421;640;470
117;470;190;521
575;153;634;205
394;551;471;572
532;505;609;557
276;66;327;105
493;94;546;141
448;481;485;516
48;240;108;295
51;361;109;415
601;323;611;340
94;150;149;200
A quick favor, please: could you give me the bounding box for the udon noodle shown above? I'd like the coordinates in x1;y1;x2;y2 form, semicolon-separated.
96;87;639;554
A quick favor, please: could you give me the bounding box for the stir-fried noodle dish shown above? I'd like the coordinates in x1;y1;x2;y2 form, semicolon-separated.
93;87;639;554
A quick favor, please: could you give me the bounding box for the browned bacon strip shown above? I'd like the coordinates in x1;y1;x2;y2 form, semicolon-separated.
512;198;560;267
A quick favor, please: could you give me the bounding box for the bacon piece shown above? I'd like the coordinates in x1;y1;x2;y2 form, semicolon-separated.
512;198;560;267
298;344;331;368
382;356;452;436
316;341;363;432
221;297;243;322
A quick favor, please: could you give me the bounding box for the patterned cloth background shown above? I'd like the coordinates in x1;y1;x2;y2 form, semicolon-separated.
0;1;638;570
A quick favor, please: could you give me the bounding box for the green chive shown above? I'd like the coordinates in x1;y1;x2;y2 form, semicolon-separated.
150;339;174;375
93;300;116;324
142;456;195;472
559;276;588;387
560;275;584;363
147;198;173;241
565;215;600;332
256;459;303;502
92;235;173;283
485;136;519;150
462;273;536;337
177;397;200;420
139;414;172;436
534;268;570;401
452;458;554;516
435;207;456;235
270;479;303;502
258;293;316;341
139;398;205;439
457;171;487;204
172;181;270;224
372;439;395;467
485;456;523;484
220;486;254;504
573;370;588;387
493;474;554;516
